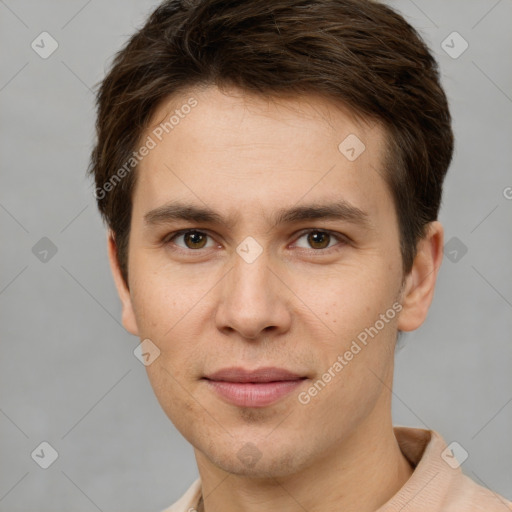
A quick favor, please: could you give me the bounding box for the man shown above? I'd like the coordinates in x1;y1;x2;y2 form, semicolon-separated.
88;0;511;510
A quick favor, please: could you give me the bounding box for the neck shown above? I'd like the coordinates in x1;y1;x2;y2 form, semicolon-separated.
194;402;414;512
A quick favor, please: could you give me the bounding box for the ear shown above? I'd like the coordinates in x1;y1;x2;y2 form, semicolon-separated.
106;230;139;336
397;221;444;332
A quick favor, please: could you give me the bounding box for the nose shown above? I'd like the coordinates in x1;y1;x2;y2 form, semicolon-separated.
215;248;292;340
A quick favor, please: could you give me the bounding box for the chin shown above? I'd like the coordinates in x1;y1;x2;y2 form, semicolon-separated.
203;440;307;479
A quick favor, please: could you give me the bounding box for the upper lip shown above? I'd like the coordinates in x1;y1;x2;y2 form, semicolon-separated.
204;367;305;383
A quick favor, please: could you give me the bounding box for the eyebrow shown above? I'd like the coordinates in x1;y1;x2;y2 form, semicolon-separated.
144;200;372;231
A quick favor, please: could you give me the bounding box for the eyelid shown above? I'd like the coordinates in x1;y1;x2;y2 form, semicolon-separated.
162;228;219;249
163;228;349;253
293;228;350;246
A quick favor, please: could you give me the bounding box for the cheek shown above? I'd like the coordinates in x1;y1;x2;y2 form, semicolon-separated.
295;285;398;435
129;259;198;336
129;270;208;431
144;359;208;446
291;259;400;337
129;262;212;376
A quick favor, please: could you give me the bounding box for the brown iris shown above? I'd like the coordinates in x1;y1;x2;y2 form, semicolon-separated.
307;231;331;249
179;230;332;251
183;231;208;249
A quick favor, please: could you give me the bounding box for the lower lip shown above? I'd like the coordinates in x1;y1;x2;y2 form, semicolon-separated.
204;379;305;407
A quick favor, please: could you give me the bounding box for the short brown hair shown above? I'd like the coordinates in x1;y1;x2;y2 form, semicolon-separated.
88;0;453;286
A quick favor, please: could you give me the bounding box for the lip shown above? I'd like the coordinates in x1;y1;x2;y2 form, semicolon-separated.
205;366;304;383
203;366;307;407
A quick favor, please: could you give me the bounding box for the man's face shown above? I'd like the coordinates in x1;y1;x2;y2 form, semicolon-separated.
117;85;408;476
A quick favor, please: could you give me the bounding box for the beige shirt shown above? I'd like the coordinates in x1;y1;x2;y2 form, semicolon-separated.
161;426;512;511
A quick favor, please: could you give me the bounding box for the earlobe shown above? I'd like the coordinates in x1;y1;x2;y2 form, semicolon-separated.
397;221;444;332
106;230;139;336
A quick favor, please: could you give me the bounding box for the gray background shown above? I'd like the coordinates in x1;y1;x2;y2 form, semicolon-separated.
1;0;511;510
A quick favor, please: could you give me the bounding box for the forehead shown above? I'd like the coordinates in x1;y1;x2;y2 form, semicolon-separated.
132;85;392;226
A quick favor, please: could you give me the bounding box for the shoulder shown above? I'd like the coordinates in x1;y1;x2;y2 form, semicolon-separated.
441;472;512;511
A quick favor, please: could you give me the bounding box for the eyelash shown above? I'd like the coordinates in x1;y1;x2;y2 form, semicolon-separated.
162;228;349;255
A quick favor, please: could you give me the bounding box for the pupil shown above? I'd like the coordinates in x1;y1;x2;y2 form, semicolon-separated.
183;232;329;250
186;231;205;248
309;231;329;249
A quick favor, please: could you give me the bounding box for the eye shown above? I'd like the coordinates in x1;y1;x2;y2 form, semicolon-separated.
293;229;347;252
163;228;348;254
165;230;216;251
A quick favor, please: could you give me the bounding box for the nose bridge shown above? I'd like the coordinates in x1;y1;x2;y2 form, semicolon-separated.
215;238;290;338
229;241;274;303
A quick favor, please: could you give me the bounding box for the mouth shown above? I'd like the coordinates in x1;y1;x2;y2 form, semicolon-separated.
202;367;308;408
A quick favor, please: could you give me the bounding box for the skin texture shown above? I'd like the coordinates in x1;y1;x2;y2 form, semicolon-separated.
107;85;444;512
